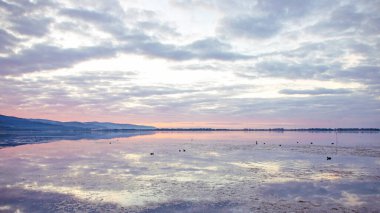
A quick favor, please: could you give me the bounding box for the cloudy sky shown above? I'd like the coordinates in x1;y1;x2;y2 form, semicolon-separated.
0;0;379;128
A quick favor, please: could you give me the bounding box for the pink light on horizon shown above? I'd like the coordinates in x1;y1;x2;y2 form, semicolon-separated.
1;108;348;129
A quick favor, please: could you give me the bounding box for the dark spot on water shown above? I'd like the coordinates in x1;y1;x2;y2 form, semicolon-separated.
139;201;238;213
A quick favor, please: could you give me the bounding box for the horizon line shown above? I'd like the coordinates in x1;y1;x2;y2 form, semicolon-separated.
1;114;379;130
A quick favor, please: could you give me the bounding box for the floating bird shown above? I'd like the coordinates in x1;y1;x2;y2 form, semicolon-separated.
263;142;266;145
327;156;332;160
279;144;282;147
183;149;186;152
297;141;299;144
256;141;258;145
150;153;154;155
310;142;313;145
331;142;335;145
179;149;181;152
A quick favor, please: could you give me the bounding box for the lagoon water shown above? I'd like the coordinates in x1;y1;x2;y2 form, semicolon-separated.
0;131;379;212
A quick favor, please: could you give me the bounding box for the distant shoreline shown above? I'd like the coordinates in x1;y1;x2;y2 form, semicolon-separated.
1;128;379;133
2;115;379;133
151;128;380;132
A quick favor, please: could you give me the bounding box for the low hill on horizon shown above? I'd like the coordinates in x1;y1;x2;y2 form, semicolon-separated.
0;114;155;131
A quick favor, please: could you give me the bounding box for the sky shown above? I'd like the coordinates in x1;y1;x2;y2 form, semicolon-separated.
0;0;379;128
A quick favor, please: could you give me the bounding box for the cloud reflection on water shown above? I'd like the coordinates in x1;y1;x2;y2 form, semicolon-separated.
0;131;379;212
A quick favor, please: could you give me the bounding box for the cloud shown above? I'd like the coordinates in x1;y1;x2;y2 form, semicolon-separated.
226;94;380;126
234;60;332;80
256;61;331;79
0;44;117;75
0;70;198;111
59;8;249;61
0;4;253;76
0;0;22;14
217;0;380;43
58;7;133;41
186;38;251;60
10;16;52;37
0;29;20;53
217;0;323;40
279;88;352;95
335;66;380;85
0;70;138;113
309;5;362;35
0;0;54;15
59;7;178;42
130;37;250;62
133;37;250;61
221;15;282;39
124;41;193;61
255;0;315;19
171;63;224;71
0;0;55;37
60;8;115;24
2;69;379;127
0;37;250;75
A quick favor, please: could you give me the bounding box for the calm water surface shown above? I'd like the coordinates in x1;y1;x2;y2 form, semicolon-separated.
0;131;379;212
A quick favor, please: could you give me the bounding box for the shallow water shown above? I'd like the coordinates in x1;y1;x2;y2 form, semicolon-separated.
0;131;379;212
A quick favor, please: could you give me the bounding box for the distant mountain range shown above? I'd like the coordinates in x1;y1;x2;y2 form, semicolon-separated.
0;114;155;131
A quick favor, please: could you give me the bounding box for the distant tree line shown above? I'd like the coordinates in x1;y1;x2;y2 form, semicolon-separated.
98;128;380;132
